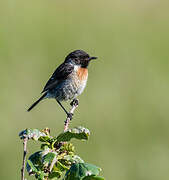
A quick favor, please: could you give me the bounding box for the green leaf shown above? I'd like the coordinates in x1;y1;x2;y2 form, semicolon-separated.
41;144;50;150
64;163;101;180
59;143;75;154
27;159;46;180
38;136;52;143
57;127;90;142
27;160;38;174
42;152;57;168
48;171;62;179
57;160;69;171
63;155;84;164
19;128;48;141
36;171;46;180
83;176;105;180
26;151;42;174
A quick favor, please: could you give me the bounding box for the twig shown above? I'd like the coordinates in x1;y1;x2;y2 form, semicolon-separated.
64;99;79;132
21;137;28;180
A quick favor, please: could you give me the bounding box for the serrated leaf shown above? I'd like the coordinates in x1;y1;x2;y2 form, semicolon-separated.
64;163;101;180
82;176;105;180
57;127;90;142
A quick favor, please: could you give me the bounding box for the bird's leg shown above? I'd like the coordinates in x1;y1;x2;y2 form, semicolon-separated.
64;99;79;131
70;98;79;107
56;100;73;120
68;99;79;119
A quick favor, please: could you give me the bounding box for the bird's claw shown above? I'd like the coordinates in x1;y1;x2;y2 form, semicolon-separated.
70;99;79;107
67;113;73;120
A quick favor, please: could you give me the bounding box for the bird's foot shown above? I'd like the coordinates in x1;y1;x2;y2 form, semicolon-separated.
70;99;79;107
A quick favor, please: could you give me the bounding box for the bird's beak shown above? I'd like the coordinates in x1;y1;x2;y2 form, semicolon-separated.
89;56;98;61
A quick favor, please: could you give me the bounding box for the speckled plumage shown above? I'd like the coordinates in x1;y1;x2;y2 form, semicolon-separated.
27;50;97;113
46;65;88;101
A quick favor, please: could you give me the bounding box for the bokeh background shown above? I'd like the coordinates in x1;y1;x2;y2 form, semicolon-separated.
1;0;169;179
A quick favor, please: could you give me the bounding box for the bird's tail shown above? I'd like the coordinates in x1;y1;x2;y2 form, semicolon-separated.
27;92;47;112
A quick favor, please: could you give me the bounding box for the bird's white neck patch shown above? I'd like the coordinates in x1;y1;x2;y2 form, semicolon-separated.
74;65;80;72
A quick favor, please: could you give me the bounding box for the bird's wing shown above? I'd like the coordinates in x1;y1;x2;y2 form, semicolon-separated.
42;62;74;93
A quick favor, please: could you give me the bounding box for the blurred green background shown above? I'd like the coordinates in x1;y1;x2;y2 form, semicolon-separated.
1;0;169;179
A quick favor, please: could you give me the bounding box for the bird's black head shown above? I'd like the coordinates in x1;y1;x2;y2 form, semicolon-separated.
64;50;97;68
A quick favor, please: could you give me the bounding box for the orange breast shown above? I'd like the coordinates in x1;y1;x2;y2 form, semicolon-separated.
77;68;88;81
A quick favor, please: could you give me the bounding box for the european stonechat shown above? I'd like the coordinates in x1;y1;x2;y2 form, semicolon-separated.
27;50;97;118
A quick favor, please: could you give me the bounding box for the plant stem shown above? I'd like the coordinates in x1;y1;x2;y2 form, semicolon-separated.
21;137;28;180
49;153;58;172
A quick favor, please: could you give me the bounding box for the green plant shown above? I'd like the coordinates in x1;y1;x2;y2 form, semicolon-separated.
19;102;105;180
19;126;105;180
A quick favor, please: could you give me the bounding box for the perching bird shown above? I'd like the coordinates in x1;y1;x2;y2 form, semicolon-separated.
27;50;97;119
